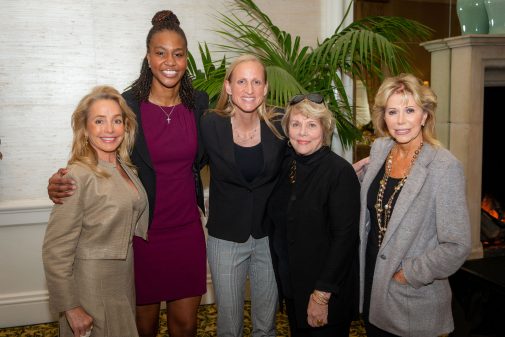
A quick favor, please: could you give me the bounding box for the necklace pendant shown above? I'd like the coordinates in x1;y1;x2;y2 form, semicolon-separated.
154;102;177;125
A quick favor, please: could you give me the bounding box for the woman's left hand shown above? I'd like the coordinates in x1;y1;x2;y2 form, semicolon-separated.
393;269;408;285
307;294;329;327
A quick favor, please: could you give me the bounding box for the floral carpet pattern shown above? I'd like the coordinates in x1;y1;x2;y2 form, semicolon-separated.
0;302;366;336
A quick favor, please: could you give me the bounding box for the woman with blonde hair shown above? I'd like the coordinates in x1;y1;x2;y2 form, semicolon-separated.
267;94;360;337
201;54;285;336
43;85;149;337
359;73;471;336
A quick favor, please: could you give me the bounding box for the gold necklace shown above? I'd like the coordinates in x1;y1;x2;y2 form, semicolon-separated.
289;159;296;184
233;126;258;141
231;117;260;145
374;142;423;246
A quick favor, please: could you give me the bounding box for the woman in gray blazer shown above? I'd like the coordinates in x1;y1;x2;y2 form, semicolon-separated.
359;74;471;337
42;86;149;337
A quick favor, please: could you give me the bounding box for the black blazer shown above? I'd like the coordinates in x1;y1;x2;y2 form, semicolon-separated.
123;89;209;225
268;147;360;328
201;112;286;243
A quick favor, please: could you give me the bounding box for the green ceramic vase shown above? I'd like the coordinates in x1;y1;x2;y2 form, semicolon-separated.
484;0;505;33
457;0;489;34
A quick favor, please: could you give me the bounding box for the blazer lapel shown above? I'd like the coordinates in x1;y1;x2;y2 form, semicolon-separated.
362;139;393;204
193;92;207;165
250;120;272;188
215;115;240;175
379;144;437;250
133;101;153;169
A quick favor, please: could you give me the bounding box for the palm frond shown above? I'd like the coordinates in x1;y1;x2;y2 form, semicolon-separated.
188;43;227;107
265;65;306;107
188;0;432;149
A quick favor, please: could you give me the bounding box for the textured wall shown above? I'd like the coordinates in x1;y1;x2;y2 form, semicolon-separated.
0;0;322;205
0;0;324;327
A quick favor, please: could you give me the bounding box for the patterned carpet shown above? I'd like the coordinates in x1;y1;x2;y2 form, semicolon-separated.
0;302;367;336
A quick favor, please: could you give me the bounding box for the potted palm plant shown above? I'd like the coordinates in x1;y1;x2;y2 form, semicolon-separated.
187;0;431;149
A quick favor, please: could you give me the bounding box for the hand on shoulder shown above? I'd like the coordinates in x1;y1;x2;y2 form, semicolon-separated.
353;156;370;179
47;168;76;204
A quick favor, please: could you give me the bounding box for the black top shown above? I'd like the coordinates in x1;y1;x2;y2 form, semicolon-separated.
268;146;360;328
363;164;404;317
234;143;264;183
201;112;286;243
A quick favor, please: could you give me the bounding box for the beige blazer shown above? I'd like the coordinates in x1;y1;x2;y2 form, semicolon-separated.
42;160;148;312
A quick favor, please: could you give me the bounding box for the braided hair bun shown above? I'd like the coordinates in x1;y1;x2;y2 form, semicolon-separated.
152;10;180;26
130;9;194;108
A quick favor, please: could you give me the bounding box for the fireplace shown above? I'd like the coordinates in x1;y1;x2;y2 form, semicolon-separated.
481;86;505;256
422;35;505;259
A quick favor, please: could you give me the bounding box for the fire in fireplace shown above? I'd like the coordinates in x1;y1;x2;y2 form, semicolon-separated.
481;86;505;257
481;194;505;256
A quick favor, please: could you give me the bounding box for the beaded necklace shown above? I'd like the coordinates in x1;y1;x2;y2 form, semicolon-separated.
374;142;423;246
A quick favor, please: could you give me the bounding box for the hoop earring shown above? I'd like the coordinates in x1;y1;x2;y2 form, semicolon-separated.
287;140;292;148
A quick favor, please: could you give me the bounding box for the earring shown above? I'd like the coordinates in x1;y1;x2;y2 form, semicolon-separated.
287;140;292;148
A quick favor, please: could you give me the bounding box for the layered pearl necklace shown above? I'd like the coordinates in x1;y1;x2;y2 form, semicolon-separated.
374;142;423;246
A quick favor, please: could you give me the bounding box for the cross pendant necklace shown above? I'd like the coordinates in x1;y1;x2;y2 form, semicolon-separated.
157;104;177;124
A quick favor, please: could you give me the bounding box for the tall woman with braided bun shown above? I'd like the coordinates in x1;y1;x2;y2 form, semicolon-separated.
48;10;208;337
125;10;208;337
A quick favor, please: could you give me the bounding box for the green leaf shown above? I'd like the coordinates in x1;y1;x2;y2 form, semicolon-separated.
188;0;432;150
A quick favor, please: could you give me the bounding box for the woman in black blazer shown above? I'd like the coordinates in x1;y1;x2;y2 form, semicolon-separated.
267;94;360;337
201;54;286;336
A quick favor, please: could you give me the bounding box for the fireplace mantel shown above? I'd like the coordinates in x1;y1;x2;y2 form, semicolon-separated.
421;35;505;259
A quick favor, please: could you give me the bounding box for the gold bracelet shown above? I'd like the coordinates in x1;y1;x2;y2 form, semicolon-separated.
313;290;330;301
312;291;330;304
311;293;328;305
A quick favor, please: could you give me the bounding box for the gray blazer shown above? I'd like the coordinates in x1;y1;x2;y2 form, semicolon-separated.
359;137;471;337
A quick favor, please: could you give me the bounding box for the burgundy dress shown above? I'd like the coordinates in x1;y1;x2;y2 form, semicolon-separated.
133;101;206;305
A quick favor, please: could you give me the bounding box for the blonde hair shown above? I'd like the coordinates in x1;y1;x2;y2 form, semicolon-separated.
372;73;440;147
212;54;283;139
69;85;137;177
282;98;336;146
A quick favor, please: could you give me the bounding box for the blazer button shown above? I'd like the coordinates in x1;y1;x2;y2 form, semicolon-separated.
380;254;386;260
